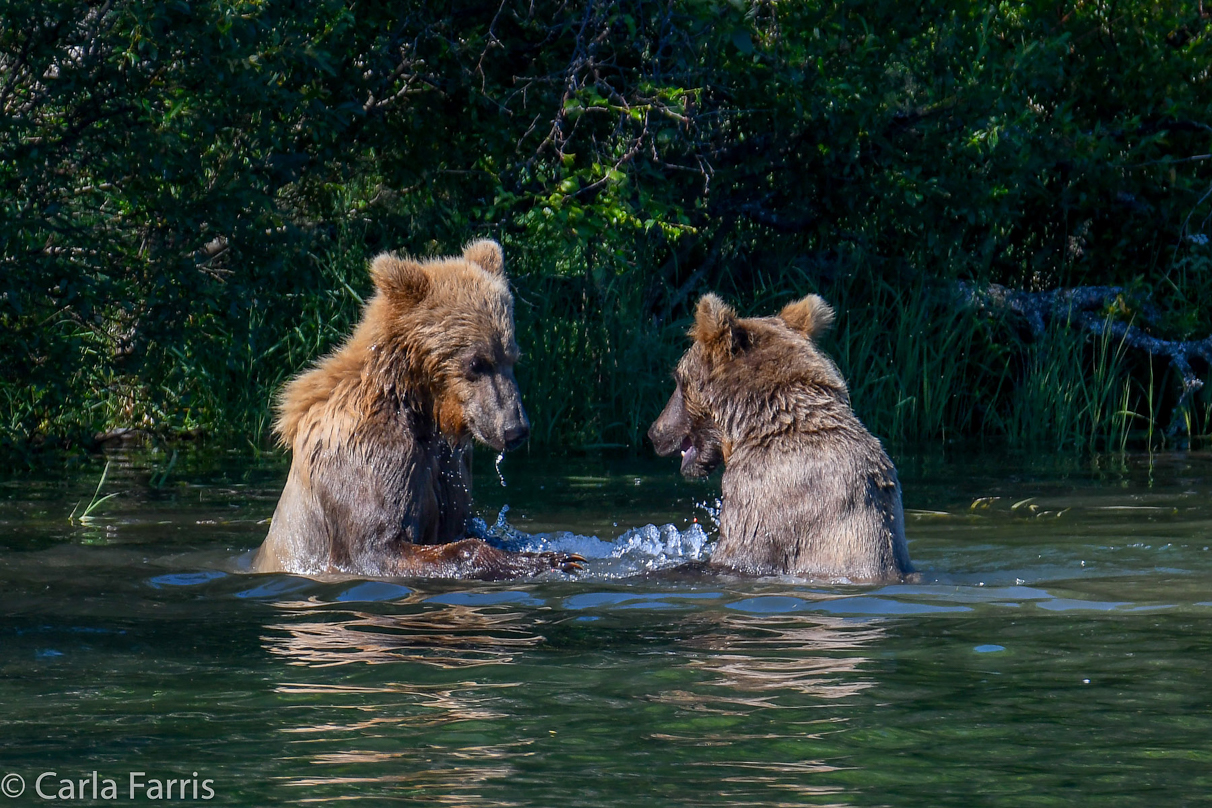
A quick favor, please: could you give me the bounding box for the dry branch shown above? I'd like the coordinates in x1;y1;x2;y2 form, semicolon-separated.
958;282;1212;435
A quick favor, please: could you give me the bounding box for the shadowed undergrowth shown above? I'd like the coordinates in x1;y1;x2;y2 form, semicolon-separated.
140;235;1195;457
3;0;1211;457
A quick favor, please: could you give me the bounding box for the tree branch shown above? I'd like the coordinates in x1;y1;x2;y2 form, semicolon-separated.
958;282;1212;435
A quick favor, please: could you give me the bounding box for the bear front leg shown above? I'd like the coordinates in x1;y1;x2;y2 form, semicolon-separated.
394;539;584;580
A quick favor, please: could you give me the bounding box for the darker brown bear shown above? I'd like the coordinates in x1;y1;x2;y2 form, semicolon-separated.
252;240;581;579
648;293;912;582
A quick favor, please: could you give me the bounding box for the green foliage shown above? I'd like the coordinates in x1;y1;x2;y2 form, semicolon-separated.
986;315;1138;453
2;0;1211;453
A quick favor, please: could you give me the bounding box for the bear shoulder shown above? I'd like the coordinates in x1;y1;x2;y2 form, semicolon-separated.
274;309;384;447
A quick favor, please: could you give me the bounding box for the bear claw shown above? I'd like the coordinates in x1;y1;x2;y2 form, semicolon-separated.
550;553;586;574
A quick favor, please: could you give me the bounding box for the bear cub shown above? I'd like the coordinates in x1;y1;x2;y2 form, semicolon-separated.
648;293;912;582
252;240;581;579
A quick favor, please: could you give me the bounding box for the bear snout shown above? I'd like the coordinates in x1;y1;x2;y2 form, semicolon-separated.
470;410;529;452
647;420;683;457
464;369;531;452
502;418;530;451
649;383;691;456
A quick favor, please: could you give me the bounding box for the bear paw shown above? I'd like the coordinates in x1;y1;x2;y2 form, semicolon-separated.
443;539;584;580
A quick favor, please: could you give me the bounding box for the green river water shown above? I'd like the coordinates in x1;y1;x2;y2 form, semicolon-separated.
1;448;1210;806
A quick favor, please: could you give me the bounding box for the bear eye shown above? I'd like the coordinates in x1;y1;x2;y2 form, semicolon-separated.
467;356;492;377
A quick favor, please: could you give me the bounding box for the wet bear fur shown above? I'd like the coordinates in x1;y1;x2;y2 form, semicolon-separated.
252;240;580;579
648;293;912;582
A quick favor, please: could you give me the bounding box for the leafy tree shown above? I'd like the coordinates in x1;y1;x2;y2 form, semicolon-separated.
2;0;1210;451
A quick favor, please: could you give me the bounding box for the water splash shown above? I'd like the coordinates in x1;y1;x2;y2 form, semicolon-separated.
478;506;712;578
494;453;507;487
491;504;519;537
696;497;722;530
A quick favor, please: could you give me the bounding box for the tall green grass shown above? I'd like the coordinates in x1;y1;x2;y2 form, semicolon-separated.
511;273;684;451
814;280;1151;454
826;278;1000;445
506;266;1198;454
996;318;1136;452
158;236;372;448
3;235;1207;457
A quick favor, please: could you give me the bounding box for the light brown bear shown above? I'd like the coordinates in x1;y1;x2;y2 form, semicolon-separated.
252;240;581;579
648;293;912;582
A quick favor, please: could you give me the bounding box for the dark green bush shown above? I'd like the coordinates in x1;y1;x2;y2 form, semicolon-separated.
2;1;1210;453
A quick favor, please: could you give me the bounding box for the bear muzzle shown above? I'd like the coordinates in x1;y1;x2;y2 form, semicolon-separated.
462;367;531;452
468;406;530;453
649;382;691;457
501;418;530;451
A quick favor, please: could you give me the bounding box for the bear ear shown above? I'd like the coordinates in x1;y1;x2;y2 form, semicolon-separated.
779;293;835;338
369;253;430;305
690;293;745;361
462;239;505;276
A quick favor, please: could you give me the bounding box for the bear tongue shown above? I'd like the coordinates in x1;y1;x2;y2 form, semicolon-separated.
679;438;699;474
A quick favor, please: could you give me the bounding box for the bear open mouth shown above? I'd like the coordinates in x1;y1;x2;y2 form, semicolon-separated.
679;435;698;473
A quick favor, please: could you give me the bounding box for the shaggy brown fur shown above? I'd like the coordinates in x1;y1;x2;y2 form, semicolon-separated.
648;293;912;582
252;240;581;579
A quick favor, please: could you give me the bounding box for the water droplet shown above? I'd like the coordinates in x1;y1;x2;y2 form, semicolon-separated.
494;453;507;487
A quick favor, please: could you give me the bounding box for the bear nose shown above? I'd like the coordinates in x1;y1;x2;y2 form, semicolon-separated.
502;422;530;451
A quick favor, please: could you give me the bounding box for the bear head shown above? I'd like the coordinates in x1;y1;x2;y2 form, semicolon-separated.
648;292;846;478
367;239;530;452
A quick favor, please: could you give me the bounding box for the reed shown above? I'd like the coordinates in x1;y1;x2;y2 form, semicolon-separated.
68;460;118;523
2;237;1206;457
995;316;1137;452
503;264;1196;454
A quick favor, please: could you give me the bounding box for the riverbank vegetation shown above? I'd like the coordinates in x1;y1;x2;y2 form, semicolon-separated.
3;1;1211;457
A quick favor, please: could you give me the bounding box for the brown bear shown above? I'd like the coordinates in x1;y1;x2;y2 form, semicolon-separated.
251;240;582;579
648;293;912;582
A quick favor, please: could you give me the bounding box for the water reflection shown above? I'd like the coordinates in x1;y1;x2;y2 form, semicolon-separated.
271;674;531;802
281;746;523;806
265;600;540;804
263;600;544;669
9;450;1212;806
272;679;521;744
677;609;884;701
644;610;879;806
710;759;851;808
